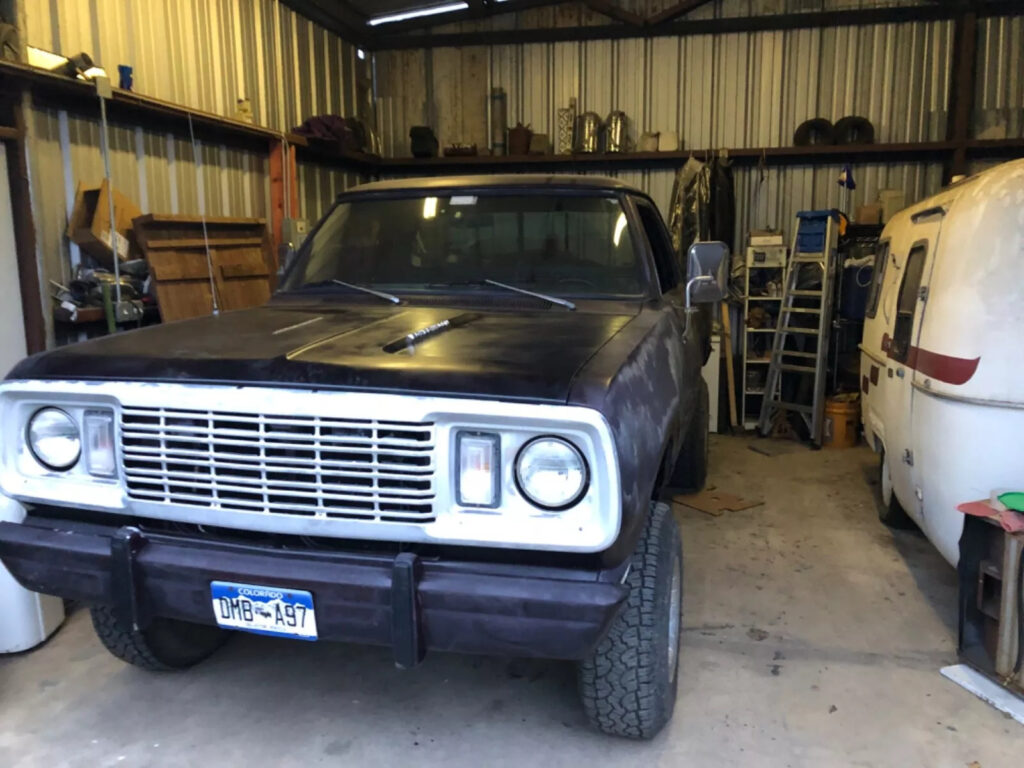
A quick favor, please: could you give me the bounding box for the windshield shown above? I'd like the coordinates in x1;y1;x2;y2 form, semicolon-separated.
280;193;644;296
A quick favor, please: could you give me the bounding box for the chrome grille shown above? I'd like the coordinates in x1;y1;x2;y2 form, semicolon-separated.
120;407;436;522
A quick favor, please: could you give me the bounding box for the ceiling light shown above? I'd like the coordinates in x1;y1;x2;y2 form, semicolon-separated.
368;2;469;26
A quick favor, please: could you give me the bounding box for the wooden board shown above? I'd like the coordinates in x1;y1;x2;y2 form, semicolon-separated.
721;302;739;430
134;215;275;323
672;490;763;517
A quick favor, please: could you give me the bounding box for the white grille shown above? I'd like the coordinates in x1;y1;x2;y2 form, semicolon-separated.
120;407;436;522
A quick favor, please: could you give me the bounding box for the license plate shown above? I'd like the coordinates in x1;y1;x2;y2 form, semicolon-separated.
210;581;318;640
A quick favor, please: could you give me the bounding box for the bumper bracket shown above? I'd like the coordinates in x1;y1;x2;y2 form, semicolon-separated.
391;551;425;669
110;526;148;633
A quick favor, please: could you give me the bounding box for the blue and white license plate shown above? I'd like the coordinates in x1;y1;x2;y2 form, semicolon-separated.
210;581;318;640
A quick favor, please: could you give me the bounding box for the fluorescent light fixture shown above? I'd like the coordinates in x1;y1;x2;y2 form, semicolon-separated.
357;48;366;60
368;2;468;26
613;212;628;246
422;196;438;219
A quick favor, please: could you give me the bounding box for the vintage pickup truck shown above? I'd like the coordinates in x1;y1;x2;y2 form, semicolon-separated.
0;174;725;738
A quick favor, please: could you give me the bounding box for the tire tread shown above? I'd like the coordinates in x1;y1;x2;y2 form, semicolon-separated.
579;501;680;739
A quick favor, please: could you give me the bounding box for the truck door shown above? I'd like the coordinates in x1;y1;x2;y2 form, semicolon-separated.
884;219;941;520
633;198;700;438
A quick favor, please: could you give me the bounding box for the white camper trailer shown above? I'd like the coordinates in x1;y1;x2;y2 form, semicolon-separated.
860;158;1024;566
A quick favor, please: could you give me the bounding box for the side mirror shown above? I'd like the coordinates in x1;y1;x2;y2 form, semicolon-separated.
685;241;729;307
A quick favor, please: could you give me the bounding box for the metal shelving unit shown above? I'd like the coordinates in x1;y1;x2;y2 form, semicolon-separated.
741;242;789;430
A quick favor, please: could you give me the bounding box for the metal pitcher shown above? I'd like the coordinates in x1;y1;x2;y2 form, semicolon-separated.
573;112;601;153
605;111;631;153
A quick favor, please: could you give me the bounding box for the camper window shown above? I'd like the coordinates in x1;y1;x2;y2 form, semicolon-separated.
865;241;890;319
891;244;927;363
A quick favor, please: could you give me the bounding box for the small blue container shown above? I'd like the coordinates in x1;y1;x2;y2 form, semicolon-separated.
795;210;839;253
118;64;133;91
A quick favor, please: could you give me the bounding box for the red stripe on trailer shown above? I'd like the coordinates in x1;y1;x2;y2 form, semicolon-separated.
880;333;980;385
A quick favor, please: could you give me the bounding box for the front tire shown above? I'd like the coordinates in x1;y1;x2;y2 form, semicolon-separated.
90;605;228;671
877;451;914;529
579;501;682;739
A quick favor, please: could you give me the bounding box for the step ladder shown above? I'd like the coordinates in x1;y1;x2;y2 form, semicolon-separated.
757;211;839;446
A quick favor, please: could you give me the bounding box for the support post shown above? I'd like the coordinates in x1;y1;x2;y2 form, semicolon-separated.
946;10;978;182
4;92;46;353
270;138;302;264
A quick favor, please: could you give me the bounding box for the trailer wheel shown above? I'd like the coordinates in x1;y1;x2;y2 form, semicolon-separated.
578;501;682;739
877;451;914;529
91;605;228;671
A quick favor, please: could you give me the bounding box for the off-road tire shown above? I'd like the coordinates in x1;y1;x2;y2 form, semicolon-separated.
90;605;228;671
579;501;683;739
669;379;709;492
877;450;914;529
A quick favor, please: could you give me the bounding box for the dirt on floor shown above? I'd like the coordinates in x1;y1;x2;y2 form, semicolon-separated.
0;435;1019;767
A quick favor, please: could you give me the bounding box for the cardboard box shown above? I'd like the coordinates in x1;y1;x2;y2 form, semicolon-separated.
66;180;142;266
750;230;785;246
878;189;906;223
855;203;883;224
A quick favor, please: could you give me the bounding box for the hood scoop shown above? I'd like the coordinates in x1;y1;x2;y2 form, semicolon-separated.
382;313;482;354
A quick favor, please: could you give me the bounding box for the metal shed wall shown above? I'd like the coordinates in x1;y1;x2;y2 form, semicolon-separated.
976;14;1024;140
375;6;958;245
19;0;363;341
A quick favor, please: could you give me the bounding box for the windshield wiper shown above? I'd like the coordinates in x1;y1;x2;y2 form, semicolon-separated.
331;279;401;304
482;279;576;310
290;279;401;304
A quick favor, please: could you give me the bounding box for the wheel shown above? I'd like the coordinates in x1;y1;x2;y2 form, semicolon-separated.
669;379;709;492
877;451;914;529
579;501;683;739
90;605;228;671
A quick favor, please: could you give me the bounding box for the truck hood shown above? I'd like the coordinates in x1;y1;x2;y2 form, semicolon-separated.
9;300;639;402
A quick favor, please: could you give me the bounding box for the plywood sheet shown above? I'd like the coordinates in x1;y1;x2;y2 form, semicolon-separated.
134;214;275;322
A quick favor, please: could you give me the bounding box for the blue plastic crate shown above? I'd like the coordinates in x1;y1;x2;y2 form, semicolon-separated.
797;232;825;252
795;210;839;253
796;209;840;224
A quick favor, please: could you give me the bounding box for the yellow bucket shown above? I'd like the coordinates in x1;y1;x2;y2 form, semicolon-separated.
823;394;860;449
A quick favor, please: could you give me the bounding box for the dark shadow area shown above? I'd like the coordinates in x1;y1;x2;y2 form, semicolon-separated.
859;451;958;636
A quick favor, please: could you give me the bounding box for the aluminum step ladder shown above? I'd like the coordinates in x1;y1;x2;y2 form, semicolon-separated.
757;211;839;446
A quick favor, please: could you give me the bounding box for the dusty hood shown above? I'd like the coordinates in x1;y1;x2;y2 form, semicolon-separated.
9;301;638;402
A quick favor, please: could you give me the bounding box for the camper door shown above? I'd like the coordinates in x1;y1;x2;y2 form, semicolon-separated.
882;216;942;520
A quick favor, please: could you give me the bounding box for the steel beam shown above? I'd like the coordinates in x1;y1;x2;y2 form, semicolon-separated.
372;0;1021;50
946;9;978;179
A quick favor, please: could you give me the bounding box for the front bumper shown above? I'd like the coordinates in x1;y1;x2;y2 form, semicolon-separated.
0;518;628;665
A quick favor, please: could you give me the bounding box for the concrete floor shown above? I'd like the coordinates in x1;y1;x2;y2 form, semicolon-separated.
1;435;1020;767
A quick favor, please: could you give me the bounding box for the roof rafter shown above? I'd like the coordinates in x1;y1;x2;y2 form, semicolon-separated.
582;0;644;26
647;0;715;26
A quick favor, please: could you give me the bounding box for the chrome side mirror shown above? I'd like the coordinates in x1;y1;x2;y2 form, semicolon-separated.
685;241;729;307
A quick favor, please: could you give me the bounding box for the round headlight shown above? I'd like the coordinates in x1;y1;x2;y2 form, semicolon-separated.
27;408;81;471
515;437;588;510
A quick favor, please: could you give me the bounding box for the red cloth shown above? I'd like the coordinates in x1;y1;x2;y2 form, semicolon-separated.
958;500;1024;533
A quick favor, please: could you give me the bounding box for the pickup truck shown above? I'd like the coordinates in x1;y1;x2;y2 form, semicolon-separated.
0;174;726;738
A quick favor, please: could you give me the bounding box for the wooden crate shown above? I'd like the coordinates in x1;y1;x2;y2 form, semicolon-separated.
133;214;276;323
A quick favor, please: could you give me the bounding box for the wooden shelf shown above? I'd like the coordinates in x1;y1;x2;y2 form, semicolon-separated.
965;138;1024;157
286;132;380;174
0;59;279;149
3;59;1022;178
374;139;1024;174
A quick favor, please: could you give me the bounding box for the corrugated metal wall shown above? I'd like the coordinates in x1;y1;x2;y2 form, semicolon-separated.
20;0;364;341
24;0;361;132
376;16;953;245
976;14;1024;139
